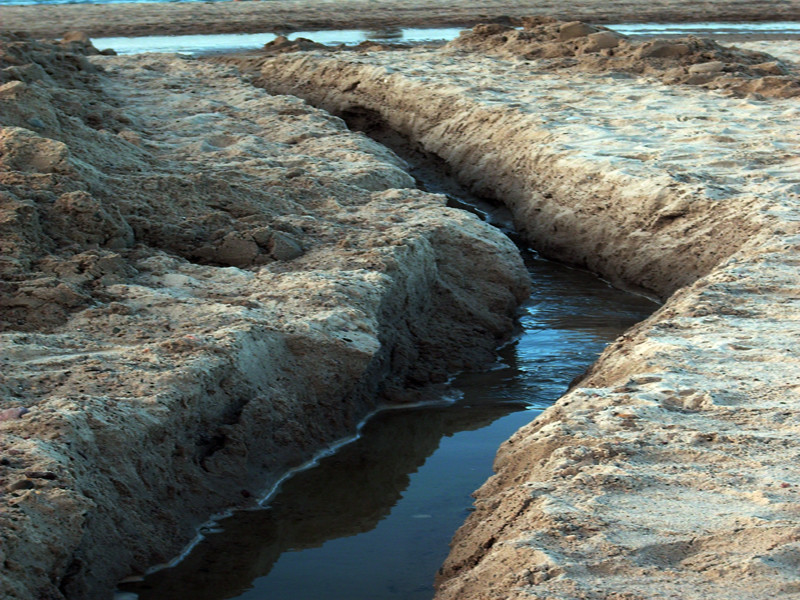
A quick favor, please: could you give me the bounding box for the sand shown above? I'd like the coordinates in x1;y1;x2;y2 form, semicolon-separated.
0;35;529;599
3;6;800;600
4;0;800;39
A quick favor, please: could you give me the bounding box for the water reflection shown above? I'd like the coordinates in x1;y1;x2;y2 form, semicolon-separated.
120;403;523;600
120;249;654;600
119;117;657;600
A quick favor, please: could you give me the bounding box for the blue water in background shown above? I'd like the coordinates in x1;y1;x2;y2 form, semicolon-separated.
1;0;228;4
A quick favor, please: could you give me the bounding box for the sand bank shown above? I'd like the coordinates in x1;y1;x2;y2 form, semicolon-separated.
223;25;800;599
0;36;529;598
4;0;800;40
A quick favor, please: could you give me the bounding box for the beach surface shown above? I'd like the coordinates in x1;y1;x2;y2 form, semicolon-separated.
3;6;800;600
3;0;800;39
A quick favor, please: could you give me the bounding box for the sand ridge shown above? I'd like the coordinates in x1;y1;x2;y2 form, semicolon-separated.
447;19;800;98
0;36;529;598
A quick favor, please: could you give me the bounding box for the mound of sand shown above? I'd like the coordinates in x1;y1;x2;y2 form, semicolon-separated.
447;18;800;98
0;35;529;599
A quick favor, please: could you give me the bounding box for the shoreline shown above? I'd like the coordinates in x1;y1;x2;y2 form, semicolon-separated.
3;0;800;40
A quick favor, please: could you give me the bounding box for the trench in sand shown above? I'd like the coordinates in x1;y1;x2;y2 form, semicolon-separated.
117;111;656;600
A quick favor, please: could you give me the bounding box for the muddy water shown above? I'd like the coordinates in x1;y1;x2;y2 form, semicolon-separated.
118;125;656;599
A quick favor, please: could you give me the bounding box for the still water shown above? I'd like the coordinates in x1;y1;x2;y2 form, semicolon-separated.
118;245;655;600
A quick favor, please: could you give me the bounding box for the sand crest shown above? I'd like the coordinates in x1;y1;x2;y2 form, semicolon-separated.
0;36;529;598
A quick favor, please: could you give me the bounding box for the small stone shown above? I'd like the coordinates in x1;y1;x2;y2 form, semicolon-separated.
473;23;513;37
637;40;691;58
62;31;91;44
214;233;260;268
27;117;46;129
251;227;273;247
269;231;304;261
752;61;785;75
582;31;621;53
0;407;28;422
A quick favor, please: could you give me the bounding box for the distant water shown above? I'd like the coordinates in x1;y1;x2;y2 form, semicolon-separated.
611;21;800;36
88;22;800;56
92;28;464;55
1;0;226;4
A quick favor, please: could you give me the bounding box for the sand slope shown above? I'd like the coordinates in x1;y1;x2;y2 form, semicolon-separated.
0;37;529;598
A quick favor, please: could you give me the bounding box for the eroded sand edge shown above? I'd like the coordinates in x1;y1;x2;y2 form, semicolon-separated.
0;38;529;598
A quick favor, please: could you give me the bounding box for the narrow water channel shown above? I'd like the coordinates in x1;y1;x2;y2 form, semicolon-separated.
118;116;657;600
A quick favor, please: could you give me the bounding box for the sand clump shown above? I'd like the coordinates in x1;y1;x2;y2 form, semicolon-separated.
239;37;800;599
0;35;530;599
447;18;800;98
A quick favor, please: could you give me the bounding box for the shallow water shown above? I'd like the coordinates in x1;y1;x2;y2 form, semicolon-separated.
92;22;800;55
93;28;464;54
118;251;654;600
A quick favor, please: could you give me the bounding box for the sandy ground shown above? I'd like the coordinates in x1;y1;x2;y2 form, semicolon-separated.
229;23;800;600
3;7;800;600
0;35;529;599
3;0;800;39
